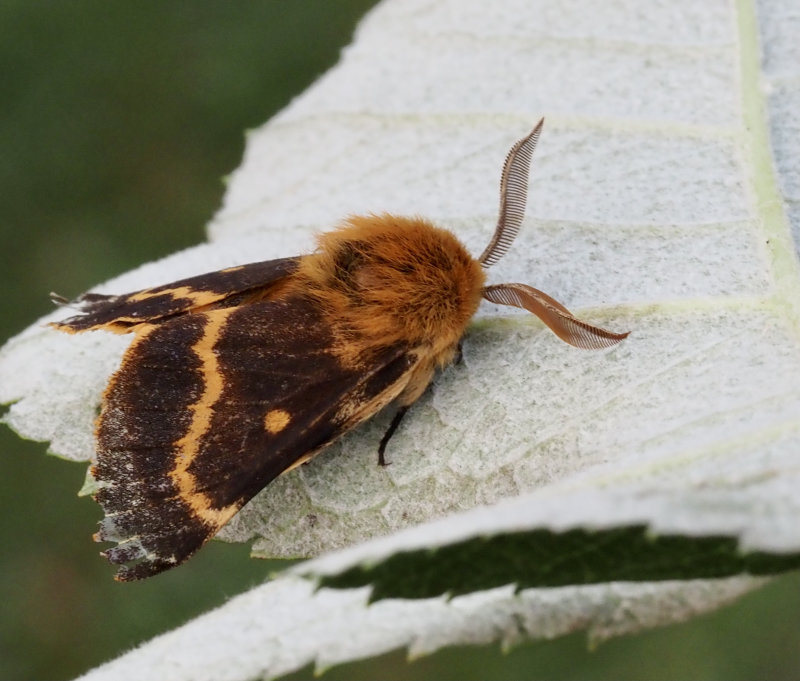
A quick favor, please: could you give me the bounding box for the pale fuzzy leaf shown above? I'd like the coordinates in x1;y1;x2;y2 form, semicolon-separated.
77;574;761;681
1;0;800;677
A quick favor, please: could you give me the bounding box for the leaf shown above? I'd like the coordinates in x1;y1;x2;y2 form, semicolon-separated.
3;0;800;678
78;574;761;681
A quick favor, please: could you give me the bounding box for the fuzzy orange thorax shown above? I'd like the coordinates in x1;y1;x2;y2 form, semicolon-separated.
291;214;485;360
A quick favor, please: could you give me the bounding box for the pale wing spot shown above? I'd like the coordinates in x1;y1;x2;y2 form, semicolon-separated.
264;408;291;434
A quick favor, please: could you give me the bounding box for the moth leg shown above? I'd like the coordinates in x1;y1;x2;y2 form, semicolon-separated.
454;341;464;366
378;406;409;466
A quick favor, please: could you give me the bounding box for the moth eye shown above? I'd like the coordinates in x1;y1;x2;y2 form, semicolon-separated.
264;408;291;434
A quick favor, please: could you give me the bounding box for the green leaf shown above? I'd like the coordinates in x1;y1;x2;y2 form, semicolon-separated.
315;528;800;601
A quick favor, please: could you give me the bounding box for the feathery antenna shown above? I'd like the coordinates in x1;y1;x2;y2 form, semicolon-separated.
477;118;544;268
482;283;629;349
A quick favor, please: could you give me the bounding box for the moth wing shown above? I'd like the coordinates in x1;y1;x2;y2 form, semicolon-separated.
93;296;416;580
52;256;300;333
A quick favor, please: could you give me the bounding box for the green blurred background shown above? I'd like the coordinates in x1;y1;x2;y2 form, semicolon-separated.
1;2;798;679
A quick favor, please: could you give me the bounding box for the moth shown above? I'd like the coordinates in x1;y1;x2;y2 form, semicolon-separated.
53;119;628;580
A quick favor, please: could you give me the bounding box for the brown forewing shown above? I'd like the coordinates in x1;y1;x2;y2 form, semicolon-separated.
53;256;300;332
93;295;415;580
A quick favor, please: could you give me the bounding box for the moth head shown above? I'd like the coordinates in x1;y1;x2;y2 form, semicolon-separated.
477;119;629;349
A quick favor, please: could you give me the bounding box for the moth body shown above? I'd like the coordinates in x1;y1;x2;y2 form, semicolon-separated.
52;120;629;580
287;213;486;404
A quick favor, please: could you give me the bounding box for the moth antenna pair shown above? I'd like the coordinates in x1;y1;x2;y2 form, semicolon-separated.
478;119;628;350
380;120;626;463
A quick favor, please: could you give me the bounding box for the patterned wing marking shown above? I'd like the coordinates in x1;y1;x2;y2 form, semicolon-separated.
93;296;416;580
53;256;300;333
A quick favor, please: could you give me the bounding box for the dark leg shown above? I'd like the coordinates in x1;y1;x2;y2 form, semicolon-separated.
454;341;463;365
378;406;409;466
